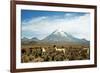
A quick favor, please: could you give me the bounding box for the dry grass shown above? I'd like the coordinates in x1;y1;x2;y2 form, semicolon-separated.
21;44;90;63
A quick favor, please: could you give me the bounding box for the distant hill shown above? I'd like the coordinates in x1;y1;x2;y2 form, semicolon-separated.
30;37;39;42
21;37;39;45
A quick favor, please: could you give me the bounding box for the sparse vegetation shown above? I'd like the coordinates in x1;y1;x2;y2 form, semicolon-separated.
21;45;90;63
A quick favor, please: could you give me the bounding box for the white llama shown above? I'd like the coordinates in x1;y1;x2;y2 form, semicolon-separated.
41;47;46;52
54;47;65;54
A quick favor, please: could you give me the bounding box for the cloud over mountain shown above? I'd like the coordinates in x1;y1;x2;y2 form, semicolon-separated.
21;10;90;40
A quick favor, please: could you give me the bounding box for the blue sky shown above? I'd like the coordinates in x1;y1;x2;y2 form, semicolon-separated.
21;10;90;40
21;10;86;22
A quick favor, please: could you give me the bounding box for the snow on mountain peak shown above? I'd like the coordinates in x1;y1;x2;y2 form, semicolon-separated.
53;29;67;37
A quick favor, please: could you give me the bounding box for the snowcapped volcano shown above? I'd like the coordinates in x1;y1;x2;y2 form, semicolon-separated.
53;29;67;37
41;29;89;45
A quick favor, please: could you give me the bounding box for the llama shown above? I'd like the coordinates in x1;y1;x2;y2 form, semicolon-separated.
54;47;65;54
41;47;46;52
83;48;89;54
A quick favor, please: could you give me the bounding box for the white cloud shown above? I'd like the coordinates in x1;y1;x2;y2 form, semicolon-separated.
22;14;90;40
65;13;73;17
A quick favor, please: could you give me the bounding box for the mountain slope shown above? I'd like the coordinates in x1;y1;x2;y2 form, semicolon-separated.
42;29;89;45
21;37;39;45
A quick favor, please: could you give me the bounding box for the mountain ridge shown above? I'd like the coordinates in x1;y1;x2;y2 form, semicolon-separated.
22;29;89;45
